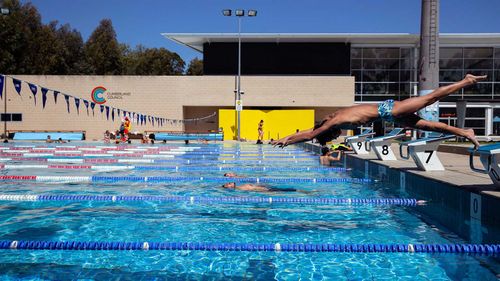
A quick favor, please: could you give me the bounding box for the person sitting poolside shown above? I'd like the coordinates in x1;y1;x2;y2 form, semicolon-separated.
319;146;342;166
273;75;486;149
103;130;111;143
221;182;309;193
55;138;67;144
46;135;53;143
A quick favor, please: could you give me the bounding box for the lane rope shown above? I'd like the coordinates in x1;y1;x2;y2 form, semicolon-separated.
1;240;499;254
0;194;416;205
0;175;372;183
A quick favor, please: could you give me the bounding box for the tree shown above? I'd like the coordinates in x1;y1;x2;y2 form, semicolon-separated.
121;45;185;75
55;24;89;74
186;58;203;75
0;0;44;74
84;19;122;75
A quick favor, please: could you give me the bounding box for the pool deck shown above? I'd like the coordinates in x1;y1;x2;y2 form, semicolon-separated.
299;141;500;244
349;144;499;198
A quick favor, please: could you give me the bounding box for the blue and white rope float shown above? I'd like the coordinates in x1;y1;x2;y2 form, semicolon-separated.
0;164;349;172
0;175;372;184
0;194;415;205
1;240;499;254
0;158;317;165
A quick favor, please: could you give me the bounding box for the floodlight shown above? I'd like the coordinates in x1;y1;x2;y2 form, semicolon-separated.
248;10;257;17
235;9;244;16
222;9;232;16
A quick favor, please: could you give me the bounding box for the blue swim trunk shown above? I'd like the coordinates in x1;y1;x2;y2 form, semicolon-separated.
377;99;395;122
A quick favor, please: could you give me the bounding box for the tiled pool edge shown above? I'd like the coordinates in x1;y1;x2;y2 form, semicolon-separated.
297;142;500;244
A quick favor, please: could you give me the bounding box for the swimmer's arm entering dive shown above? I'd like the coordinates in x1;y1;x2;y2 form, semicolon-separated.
273;116;340;147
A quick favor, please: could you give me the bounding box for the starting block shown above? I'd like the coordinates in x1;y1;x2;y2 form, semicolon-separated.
366;128;405;161
345;129;375;155
469;143;500;187
399;133;455;171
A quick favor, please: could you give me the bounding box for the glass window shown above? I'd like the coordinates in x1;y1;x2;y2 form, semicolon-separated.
355;83;362;96
495;48;500;57
362;83;398;95
496;71;500;82
440;58;462;69
463;83;492;96
362;48;400;59
400;58;414;69
352;71;362;81
440;108;457;118
362;59;399;70
351;48;362;58
463;59;493;69
466;108;485;118
399;83;414;98
0;114;10;122
440;48;463;59
465;119;485;127
362;70;399;82
494;59;500;68
464;48;493;58
464;83;493;95
494;84;500;96
11;114;22;122
440;70;463;82
400;48;413;58
463;70;492;81
351;59;362;69
400;71;416;82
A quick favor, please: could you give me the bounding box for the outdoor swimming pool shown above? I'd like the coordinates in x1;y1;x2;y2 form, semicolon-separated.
0;142;498;280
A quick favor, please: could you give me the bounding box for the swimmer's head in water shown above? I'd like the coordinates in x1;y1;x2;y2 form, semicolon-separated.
321;146;330;156
222;182;236;189
224;173;236;177
314;121;341;145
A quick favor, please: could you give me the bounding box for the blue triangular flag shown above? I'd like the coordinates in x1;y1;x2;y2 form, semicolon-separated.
64;94;70;113
53;91;59;104
105;106;110;120
74;98;80;114
100;105;104;114
90;102;96;116
41;88;48;109
12;78;22;95
28;83;37;105
111;108;115;121
0;75;4;99
117;109;120;117
83;100;89;115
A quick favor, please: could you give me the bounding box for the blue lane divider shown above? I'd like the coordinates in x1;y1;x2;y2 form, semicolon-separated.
89;176;372;184
1;240;499;254
177;155;317;159
133;166;349;172
0;194;417;205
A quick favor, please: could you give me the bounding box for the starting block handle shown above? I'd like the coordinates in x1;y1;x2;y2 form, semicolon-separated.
399;144;411;160
365;141;371;152
469;151;488;174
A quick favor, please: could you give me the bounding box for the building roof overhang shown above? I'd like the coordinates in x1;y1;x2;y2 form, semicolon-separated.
161;33;500;53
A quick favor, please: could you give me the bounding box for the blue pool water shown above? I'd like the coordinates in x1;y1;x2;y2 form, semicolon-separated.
0;142;498;280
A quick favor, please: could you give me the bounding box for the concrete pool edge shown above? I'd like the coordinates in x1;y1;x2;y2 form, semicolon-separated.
297;142;500;245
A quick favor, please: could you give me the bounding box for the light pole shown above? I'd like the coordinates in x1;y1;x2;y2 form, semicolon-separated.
1;8;10;139
222;9;257;141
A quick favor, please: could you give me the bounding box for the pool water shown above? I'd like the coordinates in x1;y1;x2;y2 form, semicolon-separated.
0;142;498;280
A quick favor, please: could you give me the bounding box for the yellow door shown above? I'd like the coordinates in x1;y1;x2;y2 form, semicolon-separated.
218;109;314;141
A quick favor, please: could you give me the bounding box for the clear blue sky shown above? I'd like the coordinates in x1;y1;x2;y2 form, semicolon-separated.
24;0;500;65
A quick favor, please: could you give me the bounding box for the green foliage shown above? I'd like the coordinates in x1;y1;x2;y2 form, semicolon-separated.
186;58;203;75
0;0;187;75
122;45;185;75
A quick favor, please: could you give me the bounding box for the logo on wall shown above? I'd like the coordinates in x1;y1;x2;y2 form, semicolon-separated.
91;86;107;104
